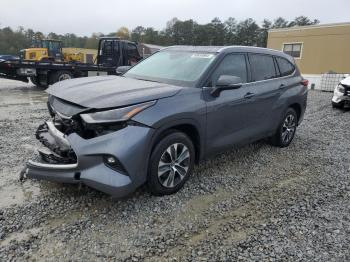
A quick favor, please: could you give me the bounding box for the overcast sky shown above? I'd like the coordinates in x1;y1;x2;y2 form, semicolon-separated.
1;0;349;36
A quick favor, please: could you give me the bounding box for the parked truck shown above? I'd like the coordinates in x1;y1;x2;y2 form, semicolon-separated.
0;37;142;88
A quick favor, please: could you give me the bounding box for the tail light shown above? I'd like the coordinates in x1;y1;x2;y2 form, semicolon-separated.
301;79;309;88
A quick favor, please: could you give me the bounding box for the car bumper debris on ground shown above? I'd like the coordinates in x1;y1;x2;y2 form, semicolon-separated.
0;79;349;261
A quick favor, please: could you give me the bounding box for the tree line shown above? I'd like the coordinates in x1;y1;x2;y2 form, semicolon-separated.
0;16;319;55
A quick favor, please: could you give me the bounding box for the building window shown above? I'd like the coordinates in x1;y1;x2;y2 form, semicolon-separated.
283;43;302;58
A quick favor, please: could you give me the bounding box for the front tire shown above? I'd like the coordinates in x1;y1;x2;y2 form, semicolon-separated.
270;108;298;148
30;76;38;86
147;131;195;196
30;76;48;89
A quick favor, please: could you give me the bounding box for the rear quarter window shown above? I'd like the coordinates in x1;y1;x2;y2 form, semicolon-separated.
249;54;277;81
276;57;295;77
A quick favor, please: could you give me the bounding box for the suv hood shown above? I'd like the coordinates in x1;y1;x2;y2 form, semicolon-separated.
47;76;182;109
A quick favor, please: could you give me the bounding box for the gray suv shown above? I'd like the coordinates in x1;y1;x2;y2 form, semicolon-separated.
24;46;308;197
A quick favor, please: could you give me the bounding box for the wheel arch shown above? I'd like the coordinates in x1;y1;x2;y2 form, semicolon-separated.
288;103;302;122
150;120;203;164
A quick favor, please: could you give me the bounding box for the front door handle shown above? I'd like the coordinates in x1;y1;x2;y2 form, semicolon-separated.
244;92;255;99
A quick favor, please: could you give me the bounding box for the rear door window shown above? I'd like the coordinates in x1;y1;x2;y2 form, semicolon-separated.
276;57;295;76
249;54;277;82
209;53;247;87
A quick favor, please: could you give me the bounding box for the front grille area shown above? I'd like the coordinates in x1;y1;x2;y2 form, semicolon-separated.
54;116;100;139
54;116;82;136
48;95;127;140
48;96;96;138
36;122;77;164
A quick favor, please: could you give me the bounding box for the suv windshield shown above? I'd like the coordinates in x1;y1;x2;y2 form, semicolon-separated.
124;51;216;87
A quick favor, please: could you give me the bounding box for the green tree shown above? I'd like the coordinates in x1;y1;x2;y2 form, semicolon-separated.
84;33;100;49
209;18;225;45
143;27;159;44
47;32;59;40
289;16;320;27
193;24;211;45
258;19;272;47
173;19;197;45
116;27;130;40
224;17;237;44
164;17;180;44
272;17;289;28
0;15;321;55
33;31;45;41
235;18;260;46
131;26;146;42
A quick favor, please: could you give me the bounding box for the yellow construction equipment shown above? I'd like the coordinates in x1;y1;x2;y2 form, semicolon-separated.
63;52;84;63
20;39;64;61
20;39;85;63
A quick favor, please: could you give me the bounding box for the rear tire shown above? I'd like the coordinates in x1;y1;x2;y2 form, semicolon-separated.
147;131;195;196
270;108;298;148
49;70;73;85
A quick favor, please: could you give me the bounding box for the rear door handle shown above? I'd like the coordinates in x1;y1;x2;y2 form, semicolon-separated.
279;84;286;89
244;92;255;99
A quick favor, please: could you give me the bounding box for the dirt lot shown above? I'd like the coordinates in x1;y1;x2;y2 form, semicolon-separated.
0;79;349;261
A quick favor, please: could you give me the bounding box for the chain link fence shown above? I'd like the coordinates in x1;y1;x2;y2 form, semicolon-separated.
317;73;349;92
306;73;349;101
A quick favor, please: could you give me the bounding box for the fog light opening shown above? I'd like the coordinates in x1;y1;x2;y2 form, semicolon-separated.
103;155;128;175
106;156;116;164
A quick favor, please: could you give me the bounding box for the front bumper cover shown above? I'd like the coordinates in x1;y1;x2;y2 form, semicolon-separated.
25;121;154;197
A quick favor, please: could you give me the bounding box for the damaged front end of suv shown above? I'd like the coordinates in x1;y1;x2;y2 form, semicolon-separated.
332;76;350;109
23;77;162;197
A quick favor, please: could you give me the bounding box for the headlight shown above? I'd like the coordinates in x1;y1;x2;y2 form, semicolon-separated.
336;84;345;94
80;100;156;124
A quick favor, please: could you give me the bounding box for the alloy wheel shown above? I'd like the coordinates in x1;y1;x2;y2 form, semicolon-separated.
157;143;190;188
281;114;296;144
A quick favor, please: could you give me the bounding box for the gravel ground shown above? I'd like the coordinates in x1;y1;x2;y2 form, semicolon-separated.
0;79;349;261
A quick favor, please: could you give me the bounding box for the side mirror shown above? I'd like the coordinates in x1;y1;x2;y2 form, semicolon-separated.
116;66;131;75
210;75;243;97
